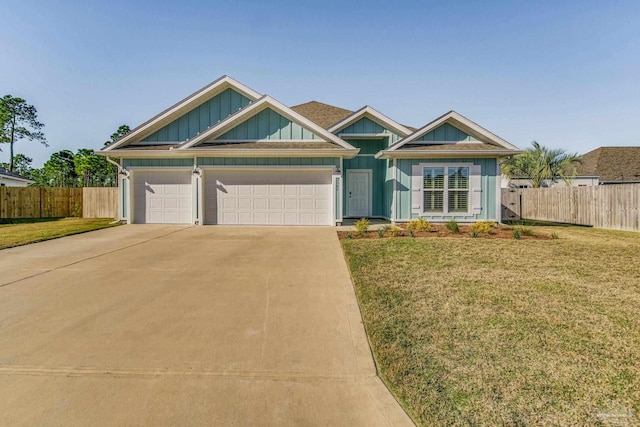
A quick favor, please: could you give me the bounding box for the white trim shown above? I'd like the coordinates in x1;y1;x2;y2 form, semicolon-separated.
103;76;261;151
345;169;372;218
495;159;502;223
200;139;320;144
197;165;335;171
386;111;520;152
98;148;359;159
124;166;194;171
418;162;474;216
179;96;357;150
391;158;397;222
328;106;412;137
337;133;391;139
375;149;521;159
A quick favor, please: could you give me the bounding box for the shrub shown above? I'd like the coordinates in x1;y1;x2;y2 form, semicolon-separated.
472;230;479;238
512;229;521;240
445;220;459;233
471;220;495;235
519;227;534;236
407;218;433;232
377;228;386;238
552;232;559;239
389;225;403;237
409;229;415;238
345;232;353;239
354;218;370;236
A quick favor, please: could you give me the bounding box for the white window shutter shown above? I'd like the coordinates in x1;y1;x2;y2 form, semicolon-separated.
470;165;482;214
411;165;423;215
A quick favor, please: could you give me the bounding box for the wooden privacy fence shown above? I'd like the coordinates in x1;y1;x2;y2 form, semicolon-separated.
0;187;118;219
502;184;640;232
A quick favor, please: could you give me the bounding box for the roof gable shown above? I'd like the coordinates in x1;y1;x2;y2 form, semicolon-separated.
328;106;412;139
103;76;261;151
217;108;320;141
180;96;356;151
141;88;252;143
416;122;477;142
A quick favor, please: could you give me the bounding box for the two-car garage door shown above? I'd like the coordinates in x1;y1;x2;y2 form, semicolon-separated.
204;170;331;225
132;169;332;225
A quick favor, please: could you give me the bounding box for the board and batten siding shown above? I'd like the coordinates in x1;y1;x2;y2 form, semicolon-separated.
218;108;319;140
141;88;252;143
342;138;390;218
338;117;401;144
123;158;194;168
395;158;498;221
197;157;340;167
416;123;477;142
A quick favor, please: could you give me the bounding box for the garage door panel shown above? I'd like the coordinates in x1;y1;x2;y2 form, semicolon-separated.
205;170;331;225
133;171;193;224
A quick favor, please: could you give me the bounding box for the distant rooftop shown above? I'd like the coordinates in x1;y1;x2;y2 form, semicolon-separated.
578;146;640;182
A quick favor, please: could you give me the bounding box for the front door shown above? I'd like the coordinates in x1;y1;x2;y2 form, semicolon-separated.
346;170;371;217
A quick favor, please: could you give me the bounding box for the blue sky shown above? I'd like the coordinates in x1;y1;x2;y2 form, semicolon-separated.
1;0;639;167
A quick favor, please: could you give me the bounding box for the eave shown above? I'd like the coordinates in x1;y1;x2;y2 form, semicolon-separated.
97;148;360;159
375;149;523;159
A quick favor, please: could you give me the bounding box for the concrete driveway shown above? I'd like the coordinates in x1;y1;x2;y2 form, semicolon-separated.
0;226;413;426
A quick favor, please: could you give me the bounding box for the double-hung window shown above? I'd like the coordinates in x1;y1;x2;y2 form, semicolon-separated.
422;166;470;213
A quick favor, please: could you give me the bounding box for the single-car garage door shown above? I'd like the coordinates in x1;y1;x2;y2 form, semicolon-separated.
205;169;332;225
133;170;193;224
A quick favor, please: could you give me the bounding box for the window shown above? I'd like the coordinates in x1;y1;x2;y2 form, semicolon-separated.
422;166;469;213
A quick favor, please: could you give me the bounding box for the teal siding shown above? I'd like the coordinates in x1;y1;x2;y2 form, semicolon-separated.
338;117;401;144
123;158;194;167
417;123;477;142
218;108;318;140
342;138;390;218
396;158;498;221
142;88;252;142
197;157;339;167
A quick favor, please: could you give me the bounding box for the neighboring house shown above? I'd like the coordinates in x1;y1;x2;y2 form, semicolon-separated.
578;146;640;184
501;146;640;188
0;167;34;187
98;75;521;225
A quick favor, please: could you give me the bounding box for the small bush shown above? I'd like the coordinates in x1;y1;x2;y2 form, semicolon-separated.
407;218;433;232
472;230;479;238
409;229;415;238
519;227;534;236
354;218;370;236
471;220;495;235
445;220;459;233
512;229;521;240
552;232;559;239
345;232;353;239
377;228;386;238
389;225;403;237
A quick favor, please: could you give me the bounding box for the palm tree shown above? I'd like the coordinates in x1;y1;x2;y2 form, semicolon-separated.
501;141;582;188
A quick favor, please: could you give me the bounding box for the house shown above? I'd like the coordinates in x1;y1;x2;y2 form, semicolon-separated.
501;146;640;188
577;146;640;184
98;76;521;225
0;167;34;187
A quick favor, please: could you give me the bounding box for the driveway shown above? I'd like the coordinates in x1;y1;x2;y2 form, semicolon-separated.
0;226;413;426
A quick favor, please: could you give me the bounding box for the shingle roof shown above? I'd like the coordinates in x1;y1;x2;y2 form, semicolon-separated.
577;147;640;182
0;167;33;182
290;101;354;129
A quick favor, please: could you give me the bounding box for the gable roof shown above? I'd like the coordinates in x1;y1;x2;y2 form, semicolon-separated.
376;111;521;158
0;167;34;183
179;96;358;152
103;76;261;151
328;106;412;137
290;101;354;129
577;146;640;182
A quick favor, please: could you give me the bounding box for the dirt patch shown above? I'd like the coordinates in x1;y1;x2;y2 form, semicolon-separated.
337;224;551;240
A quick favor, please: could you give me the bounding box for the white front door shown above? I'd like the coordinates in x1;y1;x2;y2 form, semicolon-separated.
346;170;370;217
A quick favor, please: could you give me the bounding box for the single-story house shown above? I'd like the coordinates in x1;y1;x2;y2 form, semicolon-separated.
0;167;34;187
99;75;521;225
501;146;640;188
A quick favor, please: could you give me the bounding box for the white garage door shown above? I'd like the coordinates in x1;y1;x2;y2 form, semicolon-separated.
133;170;193;224
205;170;332;225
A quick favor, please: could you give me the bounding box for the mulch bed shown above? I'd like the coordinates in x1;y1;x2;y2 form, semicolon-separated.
337;224;551;240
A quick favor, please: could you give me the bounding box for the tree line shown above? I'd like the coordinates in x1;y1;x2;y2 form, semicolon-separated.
1;94;129;187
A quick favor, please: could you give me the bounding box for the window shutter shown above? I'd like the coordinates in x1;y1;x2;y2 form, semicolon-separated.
470;165;482;214
411;165;423;215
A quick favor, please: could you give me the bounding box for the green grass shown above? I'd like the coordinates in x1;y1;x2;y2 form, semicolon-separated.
341;226;640;426
0;218;120;250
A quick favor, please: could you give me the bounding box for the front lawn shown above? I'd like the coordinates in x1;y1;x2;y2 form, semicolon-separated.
341;227;639;426
0;218;119;250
